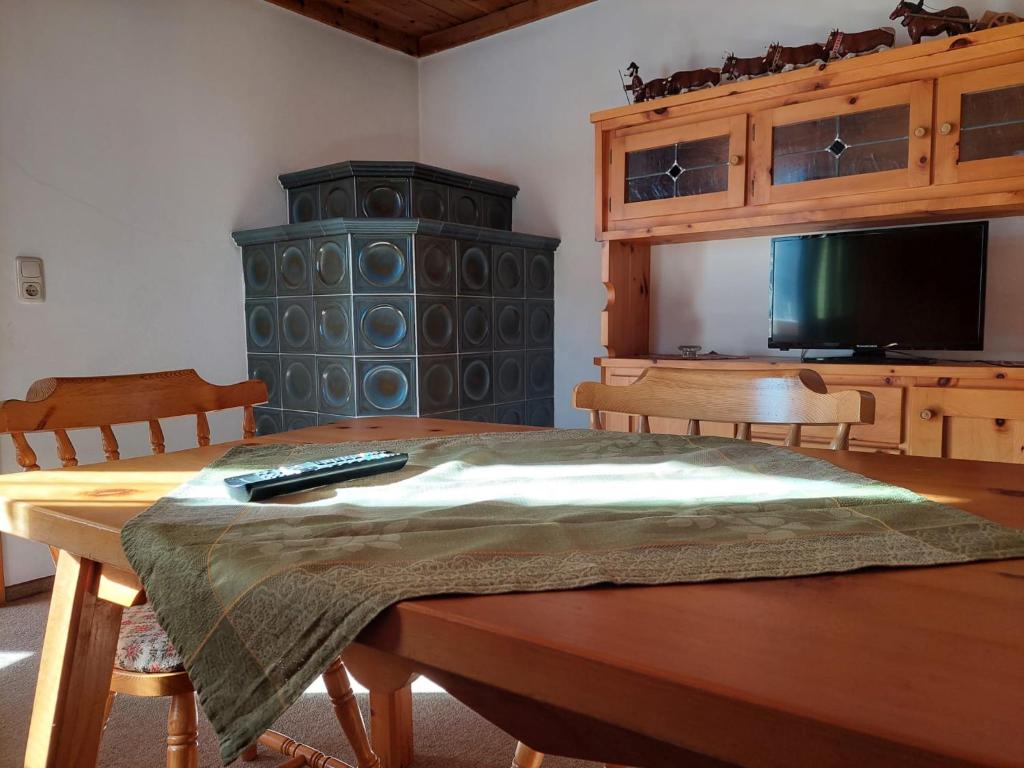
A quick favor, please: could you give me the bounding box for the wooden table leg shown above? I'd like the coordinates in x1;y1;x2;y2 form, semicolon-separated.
369;686;413;768
25;551;123;768
342;645;417;768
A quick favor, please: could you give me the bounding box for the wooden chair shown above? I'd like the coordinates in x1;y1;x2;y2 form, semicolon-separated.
513;367;874;768
0;370;380;768
576;367;874;449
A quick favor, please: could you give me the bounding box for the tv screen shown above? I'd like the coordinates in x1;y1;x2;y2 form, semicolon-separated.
769;222;987;352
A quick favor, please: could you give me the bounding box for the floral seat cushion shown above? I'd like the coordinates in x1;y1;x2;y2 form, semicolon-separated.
115;603;184;673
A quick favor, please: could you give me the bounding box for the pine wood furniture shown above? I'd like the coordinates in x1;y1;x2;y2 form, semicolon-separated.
596;357;1024;463
590;25;1024;467
512;367;874;768
1;417;1021;768
574;367;874;448
0;370;379;768
592;25;1024;243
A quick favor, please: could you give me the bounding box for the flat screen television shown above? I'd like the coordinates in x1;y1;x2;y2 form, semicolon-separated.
769;222;987;360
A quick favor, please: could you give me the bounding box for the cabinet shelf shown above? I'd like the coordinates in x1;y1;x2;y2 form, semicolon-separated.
592;25;1024;244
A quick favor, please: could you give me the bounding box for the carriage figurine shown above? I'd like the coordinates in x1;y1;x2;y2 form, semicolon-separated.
889;2;1021;44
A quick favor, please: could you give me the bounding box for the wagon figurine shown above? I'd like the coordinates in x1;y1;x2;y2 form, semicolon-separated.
974;9;1022;28
889;2;1020;43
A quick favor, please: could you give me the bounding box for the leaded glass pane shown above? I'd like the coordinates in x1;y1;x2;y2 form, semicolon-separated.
960;84;1024;162
625;135;730;203
772;105;909;185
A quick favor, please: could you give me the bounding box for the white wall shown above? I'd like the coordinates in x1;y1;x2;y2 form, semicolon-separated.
0;0;420;584
418;0;1024;428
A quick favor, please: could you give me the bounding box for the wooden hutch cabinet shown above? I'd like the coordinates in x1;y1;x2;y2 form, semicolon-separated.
934;60;1024;185
590;25;1024;464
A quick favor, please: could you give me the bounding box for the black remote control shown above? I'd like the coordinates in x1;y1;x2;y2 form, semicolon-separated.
223;450;409;502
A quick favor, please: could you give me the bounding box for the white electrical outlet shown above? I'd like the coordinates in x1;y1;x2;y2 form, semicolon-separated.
15;256;44;303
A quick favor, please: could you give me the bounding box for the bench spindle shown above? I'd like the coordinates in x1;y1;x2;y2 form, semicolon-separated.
100;425;120;461
148;419;166;454
195;412;211;447
54;429;78;467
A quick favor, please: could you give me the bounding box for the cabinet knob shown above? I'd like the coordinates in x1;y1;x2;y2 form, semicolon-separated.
919;409;935;421
914;126;928;138
940;122;954;135
729;154;743;166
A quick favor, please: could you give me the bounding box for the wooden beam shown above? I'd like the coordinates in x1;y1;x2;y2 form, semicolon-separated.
418;0;597;56
265;0;420;56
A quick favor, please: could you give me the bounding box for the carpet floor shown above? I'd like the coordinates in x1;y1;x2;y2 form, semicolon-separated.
0;593;596;768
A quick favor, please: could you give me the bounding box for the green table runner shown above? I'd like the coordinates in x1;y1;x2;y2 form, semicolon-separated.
121;430;1024;763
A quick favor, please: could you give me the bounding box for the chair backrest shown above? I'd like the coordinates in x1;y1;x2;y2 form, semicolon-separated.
573;367;875;450
0;369;268;470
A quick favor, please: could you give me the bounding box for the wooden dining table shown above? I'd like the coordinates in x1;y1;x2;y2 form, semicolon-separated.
1;417;1022;768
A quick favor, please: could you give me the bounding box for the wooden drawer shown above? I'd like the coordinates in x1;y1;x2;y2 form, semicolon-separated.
908;386;1024;464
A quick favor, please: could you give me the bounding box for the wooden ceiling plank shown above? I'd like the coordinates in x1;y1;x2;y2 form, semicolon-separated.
412;0;488;23
418;0;597;56
329;0;461;34
265;0;419;55
459;0;521;12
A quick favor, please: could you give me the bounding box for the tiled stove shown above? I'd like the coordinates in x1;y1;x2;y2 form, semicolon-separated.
231;161;559;435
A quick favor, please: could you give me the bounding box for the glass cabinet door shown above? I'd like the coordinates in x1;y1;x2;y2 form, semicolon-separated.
935;61;1024;185
750;81;933;205
608;115;747;222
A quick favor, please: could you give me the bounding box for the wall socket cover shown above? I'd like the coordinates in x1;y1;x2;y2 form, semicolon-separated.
15;256;44;303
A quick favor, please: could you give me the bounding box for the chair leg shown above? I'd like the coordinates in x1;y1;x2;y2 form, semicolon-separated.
323;657;382;768
166;692;198;768
240;744;259;761
513;742;544;768
102;691;116;730
258;730;350;768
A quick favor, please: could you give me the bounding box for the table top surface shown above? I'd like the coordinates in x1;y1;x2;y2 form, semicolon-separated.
2;417;1022;767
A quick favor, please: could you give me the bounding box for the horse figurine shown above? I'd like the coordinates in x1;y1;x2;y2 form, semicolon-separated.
623;62;670;103
722;52;769;80
825;27;896;58
889;1;972;44
766;41;828;72
666;67;721;95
